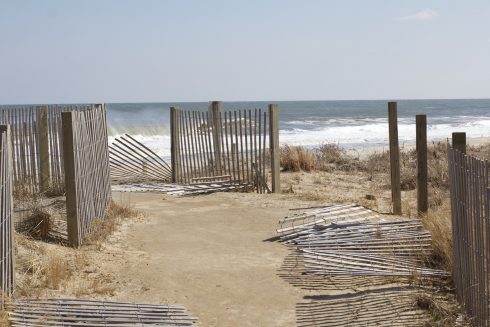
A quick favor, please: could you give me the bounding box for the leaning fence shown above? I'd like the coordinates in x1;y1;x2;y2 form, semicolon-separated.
62;106;112;247
0;105;99;194
0;125;15;306
170;103;279;193
448;145;490;326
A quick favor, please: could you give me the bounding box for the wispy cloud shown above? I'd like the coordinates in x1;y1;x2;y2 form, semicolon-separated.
398;9;439;21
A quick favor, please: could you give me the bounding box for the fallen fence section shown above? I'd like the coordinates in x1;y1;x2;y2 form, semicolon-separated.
109;134;171;183
296;288;431;327
0;125;14;306
62;106;111;247
448;146;490;326
277;204;447;279
112;181;251;196
171;107;272;193
7;298;198;326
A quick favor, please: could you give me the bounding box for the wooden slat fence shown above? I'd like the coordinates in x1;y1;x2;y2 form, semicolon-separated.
7;298;198;326
448;145;490;326
171;106;272;193
0;125;14;306
109;134;172;182
62;105;111;247
0;105;95;194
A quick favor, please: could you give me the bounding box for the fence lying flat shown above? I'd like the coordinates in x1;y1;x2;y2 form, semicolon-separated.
0;125;14;306
171;106;274;193
448;146;490;326
0;105;95;194
62;106;112;247
277;205;446;278
7;298;198;326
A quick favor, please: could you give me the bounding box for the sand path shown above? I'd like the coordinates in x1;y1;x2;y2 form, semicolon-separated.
110;192;308;327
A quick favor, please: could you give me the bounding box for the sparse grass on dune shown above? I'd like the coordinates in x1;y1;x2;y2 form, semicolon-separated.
14;198;143;299
84;200;141;248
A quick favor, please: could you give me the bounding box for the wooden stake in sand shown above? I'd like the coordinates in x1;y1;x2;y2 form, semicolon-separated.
38;105;50;191
388;102;402;215
269;104;280;193
416;114;428;216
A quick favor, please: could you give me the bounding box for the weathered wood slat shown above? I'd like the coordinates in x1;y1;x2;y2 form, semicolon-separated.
7;298;198;326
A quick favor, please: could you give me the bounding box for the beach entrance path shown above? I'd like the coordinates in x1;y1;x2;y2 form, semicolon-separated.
108;191;311;327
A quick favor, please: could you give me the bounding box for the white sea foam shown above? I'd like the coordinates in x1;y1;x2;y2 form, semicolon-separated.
109;119;490;158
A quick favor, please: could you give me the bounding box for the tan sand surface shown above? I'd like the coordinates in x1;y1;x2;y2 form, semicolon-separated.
108;192;317;327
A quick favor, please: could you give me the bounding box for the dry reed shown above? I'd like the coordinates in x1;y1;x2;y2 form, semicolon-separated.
280;145;317;172
84;200;140;247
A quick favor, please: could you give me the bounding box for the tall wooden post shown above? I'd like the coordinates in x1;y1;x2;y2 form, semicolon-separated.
416;114;428;216
269;104;280;193
38;106;50;191
170;107;180;183
388;102;402;215
210;101;223;174
61;111;80;247
0;124;15;296
452;132;466;154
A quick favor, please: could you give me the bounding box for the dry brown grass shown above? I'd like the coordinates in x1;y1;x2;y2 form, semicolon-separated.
414;292;470;326
84;200;140;247
18;204;52;240
280;145;317;172
13;181;36;203
15;234;73;296
422;202;453;271
0;308;8;327
74;277;116;297
42;181;65;197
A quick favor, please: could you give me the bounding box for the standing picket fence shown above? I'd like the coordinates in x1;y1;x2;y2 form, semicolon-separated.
448;145;490;326
0;125;14;306
62;106;112;247
0;105;97;194
170;103;280;193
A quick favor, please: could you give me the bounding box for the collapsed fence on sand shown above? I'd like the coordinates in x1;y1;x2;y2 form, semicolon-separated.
170;102;280;193
448;144;490;327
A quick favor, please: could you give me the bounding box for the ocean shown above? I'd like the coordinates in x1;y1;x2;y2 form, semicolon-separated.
107;99;490;158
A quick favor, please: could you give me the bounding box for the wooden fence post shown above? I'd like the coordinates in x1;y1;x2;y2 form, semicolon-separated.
170;107;180;183
388;102;402;215
416;114;428;216
269;104;280;193
231;143;237;180
61;111;80;247
38;106;50;192
0;124;15;298
210;101;223;174
452;132;466;154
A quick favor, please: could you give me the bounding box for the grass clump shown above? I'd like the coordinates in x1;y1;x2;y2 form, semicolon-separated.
85;200;140;246
281;145;317;172
15;235;73;296
42;181;65;197
414;293;470;326
18;203;52;241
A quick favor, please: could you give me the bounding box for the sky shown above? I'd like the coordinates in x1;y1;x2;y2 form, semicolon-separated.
1;1;490;104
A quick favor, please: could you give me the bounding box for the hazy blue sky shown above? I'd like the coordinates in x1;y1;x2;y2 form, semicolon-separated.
1;1;489;104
